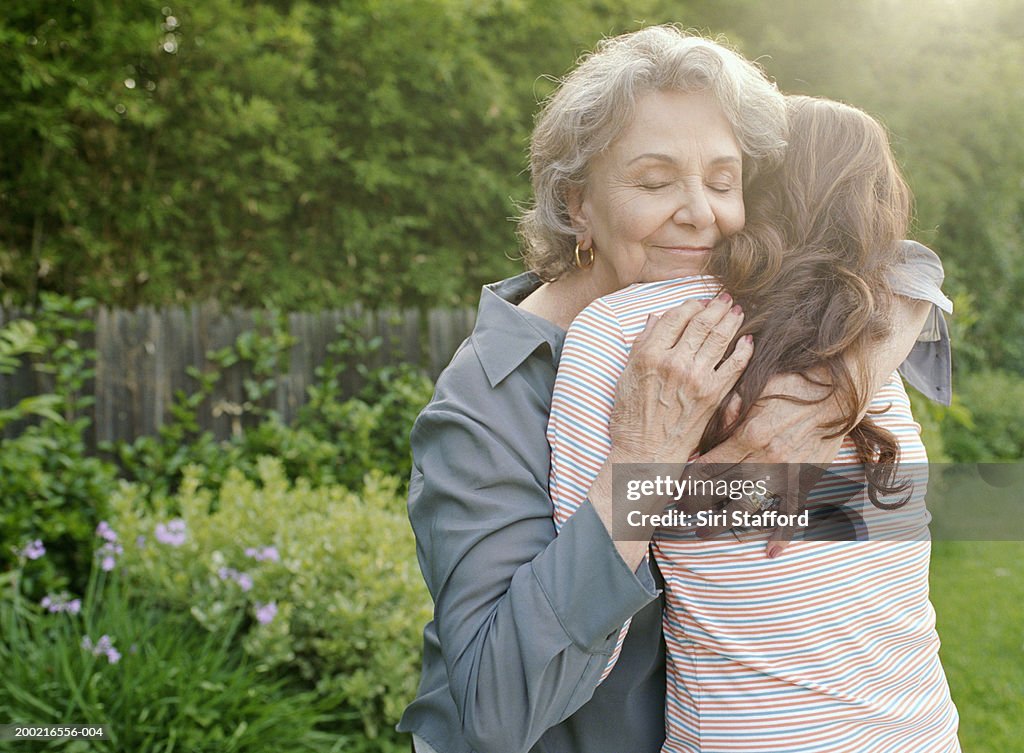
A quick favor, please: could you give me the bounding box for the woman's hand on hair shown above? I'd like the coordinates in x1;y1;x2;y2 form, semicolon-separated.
705;371;844;463
688;371;845;556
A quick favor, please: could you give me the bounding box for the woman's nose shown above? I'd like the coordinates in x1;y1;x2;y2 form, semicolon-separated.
672;186;715;229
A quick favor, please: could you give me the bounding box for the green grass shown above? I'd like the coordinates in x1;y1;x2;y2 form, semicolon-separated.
931;541;1024;752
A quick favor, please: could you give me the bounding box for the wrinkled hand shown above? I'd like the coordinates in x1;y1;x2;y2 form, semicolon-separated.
609;292;753;472
688;371;846;556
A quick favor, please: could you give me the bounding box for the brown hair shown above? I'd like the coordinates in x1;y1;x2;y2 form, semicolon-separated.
703;95;913;507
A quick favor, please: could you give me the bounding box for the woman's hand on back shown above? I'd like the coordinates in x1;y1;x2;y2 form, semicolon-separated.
610;291;752;467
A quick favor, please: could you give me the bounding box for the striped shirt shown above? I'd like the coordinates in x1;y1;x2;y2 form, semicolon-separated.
548;277;960;752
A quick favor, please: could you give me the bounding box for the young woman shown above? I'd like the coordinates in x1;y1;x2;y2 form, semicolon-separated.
548;96;959;752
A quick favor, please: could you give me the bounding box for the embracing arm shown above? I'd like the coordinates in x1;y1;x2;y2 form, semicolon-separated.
691;244;951;549
408;365;658;753
407;292;750;752
852;296;931;416
701;241;950;468
728;294;930;460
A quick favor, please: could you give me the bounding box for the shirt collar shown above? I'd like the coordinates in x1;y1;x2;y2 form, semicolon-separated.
471;272;566;388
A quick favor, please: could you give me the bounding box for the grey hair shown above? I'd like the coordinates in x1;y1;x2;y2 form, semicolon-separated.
518;25;788;281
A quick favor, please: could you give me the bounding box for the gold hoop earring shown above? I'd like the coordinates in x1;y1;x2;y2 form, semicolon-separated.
574;242;595;269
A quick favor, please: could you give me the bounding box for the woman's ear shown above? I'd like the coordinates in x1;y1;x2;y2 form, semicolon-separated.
567;185;592;249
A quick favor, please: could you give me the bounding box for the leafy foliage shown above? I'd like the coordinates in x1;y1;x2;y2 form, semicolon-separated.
2;298;433;750
1;558;340;752
3;2;1021;373
107;313;433;496
109;459;430;751
295;319;435;488
0;296;118;598
941;370;1024;462
0;0;547;308
2;293;433;612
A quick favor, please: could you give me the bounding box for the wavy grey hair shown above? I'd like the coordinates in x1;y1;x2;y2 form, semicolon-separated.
518;25;788;281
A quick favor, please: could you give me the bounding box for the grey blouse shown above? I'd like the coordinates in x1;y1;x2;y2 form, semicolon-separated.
399;243;953;753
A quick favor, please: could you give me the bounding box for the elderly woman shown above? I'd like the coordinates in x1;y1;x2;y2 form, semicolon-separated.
398;26;950;753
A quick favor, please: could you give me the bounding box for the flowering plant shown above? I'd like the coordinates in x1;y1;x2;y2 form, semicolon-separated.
1;515;330;751
107;457;430;746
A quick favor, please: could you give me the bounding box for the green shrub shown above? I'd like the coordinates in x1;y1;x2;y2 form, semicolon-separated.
941;370;1024;461
0;296;118;597
109;363;431;498
108;314;433;497
105;308;299;497
109;458;430;751
236;419;344;488
298;362;433;490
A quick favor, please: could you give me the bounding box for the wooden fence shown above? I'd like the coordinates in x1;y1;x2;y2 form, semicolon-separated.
0;302;478;445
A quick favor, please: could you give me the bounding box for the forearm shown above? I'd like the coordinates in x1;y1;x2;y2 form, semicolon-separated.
862;297;932;391
411;408;658;753
884;239;954;403
586;453;669;570
552;291;749;569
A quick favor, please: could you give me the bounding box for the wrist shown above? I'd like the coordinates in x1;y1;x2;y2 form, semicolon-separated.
608;439;698;468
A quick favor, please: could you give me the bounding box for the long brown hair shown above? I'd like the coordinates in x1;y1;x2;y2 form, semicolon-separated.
704;95;913;507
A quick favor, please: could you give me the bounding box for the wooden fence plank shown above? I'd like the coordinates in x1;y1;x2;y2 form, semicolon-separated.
427;307;475;378
94;307;112;444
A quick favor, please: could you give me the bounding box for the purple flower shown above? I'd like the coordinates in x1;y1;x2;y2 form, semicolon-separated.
245;546;280;563
136;535;146;548
41;592;81;614
95;521;118;543
96;541;124;572
20;539;46;560
154;519;187;547
91;522;123;573
254;601;278;625
82;634;120;664
216;566;253;591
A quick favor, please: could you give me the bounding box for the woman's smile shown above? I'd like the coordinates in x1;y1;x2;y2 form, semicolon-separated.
570;89;746;291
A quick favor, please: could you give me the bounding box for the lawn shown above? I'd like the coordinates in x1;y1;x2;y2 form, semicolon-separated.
930;541;1024;751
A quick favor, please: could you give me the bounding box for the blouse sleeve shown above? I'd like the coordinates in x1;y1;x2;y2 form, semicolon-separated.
889;240;954;405
407;335;658;753
548;298;634;683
